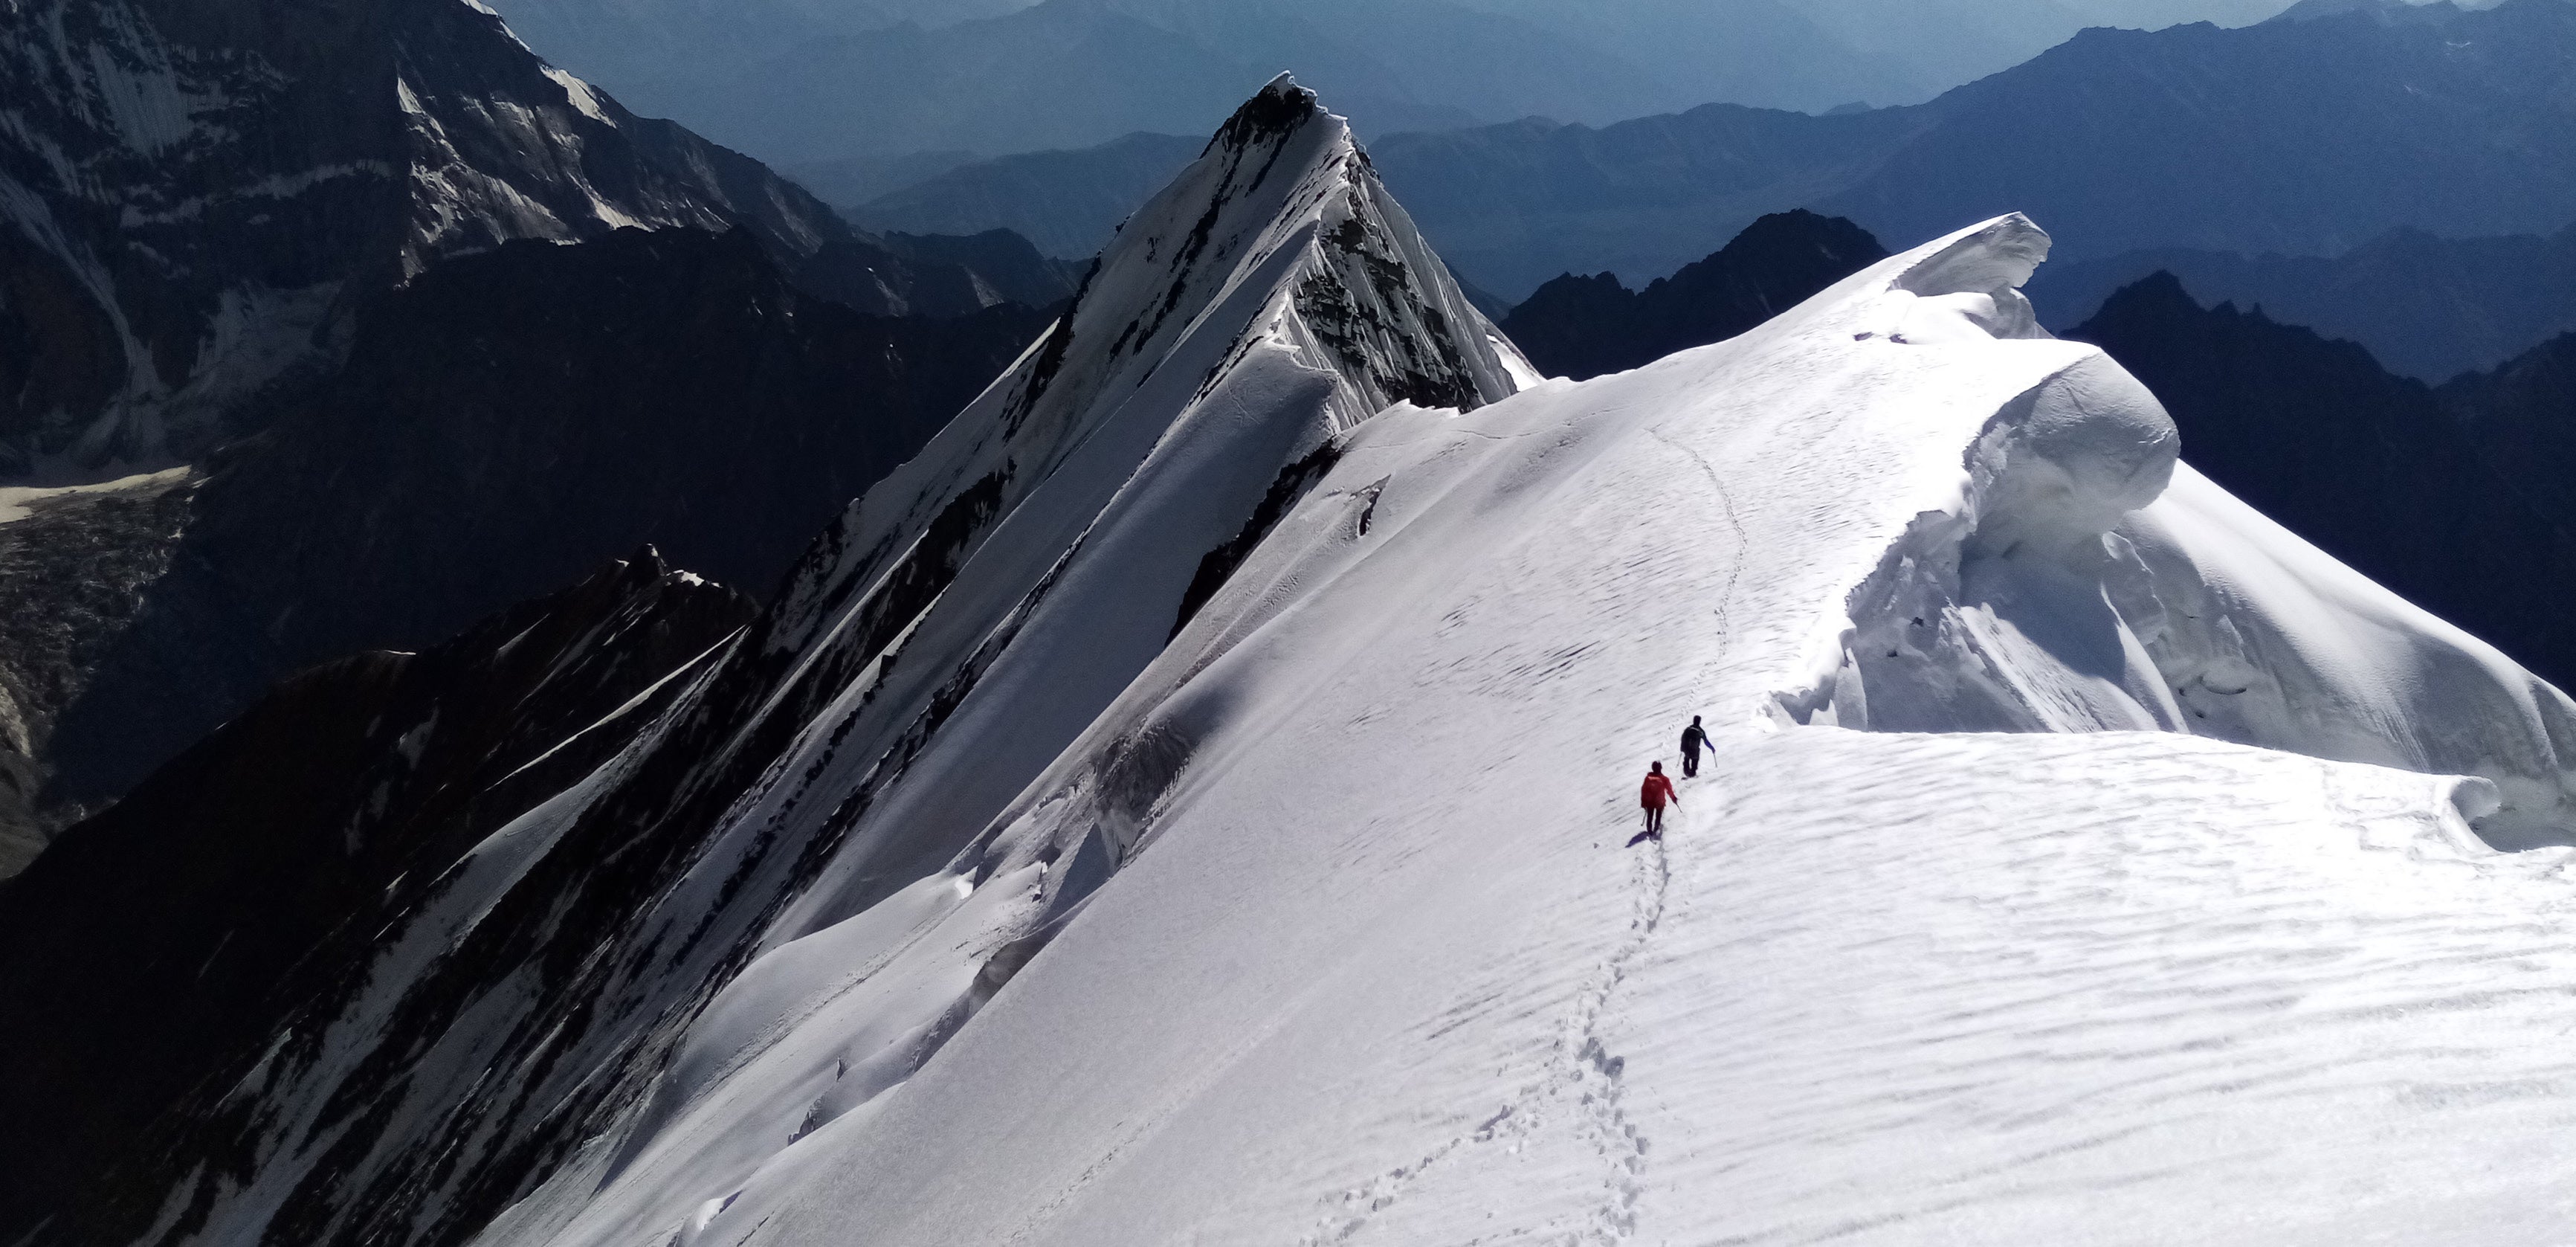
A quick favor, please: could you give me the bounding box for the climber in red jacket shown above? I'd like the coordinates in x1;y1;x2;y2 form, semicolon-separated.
1636;761;1679;842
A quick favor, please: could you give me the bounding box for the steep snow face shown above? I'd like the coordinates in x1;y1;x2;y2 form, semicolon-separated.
0;0;881;477
39;78;1522;1247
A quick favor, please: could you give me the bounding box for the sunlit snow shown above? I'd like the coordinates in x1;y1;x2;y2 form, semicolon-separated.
112;91;2576;1247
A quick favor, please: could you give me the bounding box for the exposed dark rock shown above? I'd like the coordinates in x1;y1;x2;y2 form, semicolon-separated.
1173;441;1344;639
1501;210;1888;381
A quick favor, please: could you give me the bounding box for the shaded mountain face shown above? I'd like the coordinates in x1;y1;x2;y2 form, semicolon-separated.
2023;220;2576;383
2439;330;2576;544
1502;210;1890;380
33;226;1051;835
0;550;752;1244
1360;0;2576;297
6;77;1526;1247
2067;271;2576;690
0;0;1023;476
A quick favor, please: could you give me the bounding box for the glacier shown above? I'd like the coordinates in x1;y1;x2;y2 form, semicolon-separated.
17;82;2576;1247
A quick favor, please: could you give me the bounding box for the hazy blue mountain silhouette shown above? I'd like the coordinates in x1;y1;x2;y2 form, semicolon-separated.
833;1;2576;300
1373;0;2576;297
2024;222;2576;382
851;132;1207;260
501;0;1675;167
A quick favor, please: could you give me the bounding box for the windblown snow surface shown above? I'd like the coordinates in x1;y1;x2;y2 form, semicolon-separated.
672;214;2576;1247
90;113;2576;1247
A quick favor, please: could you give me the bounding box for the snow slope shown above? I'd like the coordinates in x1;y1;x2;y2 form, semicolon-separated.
41;124;2576;1247
678;213;2576;1246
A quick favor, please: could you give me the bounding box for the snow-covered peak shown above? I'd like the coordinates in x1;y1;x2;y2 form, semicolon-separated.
766;71;1523;657
994;69;1520;463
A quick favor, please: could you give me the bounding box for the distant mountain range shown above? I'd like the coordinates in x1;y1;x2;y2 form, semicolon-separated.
850;0;2576;307
1500;210;1891;381
485;0;2305;171
1378;0;2576;297
2024;222;2576;381
844;132;1208;260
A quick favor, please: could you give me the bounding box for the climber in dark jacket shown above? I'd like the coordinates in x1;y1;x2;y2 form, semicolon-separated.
1680;715;1710;778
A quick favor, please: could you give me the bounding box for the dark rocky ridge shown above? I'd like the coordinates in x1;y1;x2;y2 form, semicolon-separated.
0;0;1039;477
1501;210;1889;381
33;226;1051;829
0;549;752;1242
2069;271;2576;691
